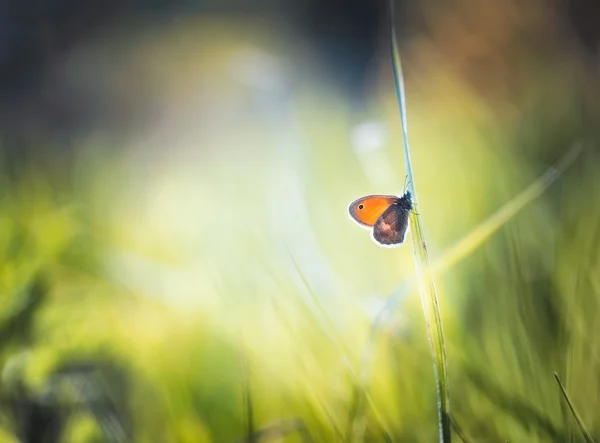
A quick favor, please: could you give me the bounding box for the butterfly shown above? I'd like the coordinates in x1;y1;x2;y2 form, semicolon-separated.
348;191;413;248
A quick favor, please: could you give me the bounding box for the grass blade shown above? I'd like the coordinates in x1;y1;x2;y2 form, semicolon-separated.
554;372;595;443
450;417;471;443
352;143;581;443
388;1;451;441
287;253;393;442
240;354;256;443
379;142;583;308
427;143;582;278
355;143;581;443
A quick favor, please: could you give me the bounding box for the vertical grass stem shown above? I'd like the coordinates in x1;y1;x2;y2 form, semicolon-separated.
388;1;452;441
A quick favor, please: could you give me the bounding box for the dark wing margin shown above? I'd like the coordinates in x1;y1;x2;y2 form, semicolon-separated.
371;204;410;246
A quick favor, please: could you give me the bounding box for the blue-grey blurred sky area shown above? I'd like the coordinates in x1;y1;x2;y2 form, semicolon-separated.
0;0;596;142
0;0;385;137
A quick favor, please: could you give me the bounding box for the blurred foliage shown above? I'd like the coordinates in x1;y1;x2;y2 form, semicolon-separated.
0;3;599;443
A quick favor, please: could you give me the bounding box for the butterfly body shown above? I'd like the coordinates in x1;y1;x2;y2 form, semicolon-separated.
348;191;413;248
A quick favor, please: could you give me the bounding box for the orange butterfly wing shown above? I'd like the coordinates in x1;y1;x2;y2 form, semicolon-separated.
348;195;399;228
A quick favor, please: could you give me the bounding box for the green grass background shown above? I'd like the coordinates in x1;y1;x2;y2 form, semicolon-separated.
0;12;599;443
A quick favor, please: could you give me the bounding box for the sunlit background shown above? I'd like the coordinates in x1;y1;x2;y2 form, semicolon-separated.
0;0;599;441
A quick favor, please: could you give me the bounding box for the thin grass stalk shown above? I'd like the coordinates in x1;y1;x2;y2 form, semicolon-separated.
388;1;451;441
357;142;581;397
287;253;393;441
240;351;257;443
554;372;596;443
352;143;581;443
